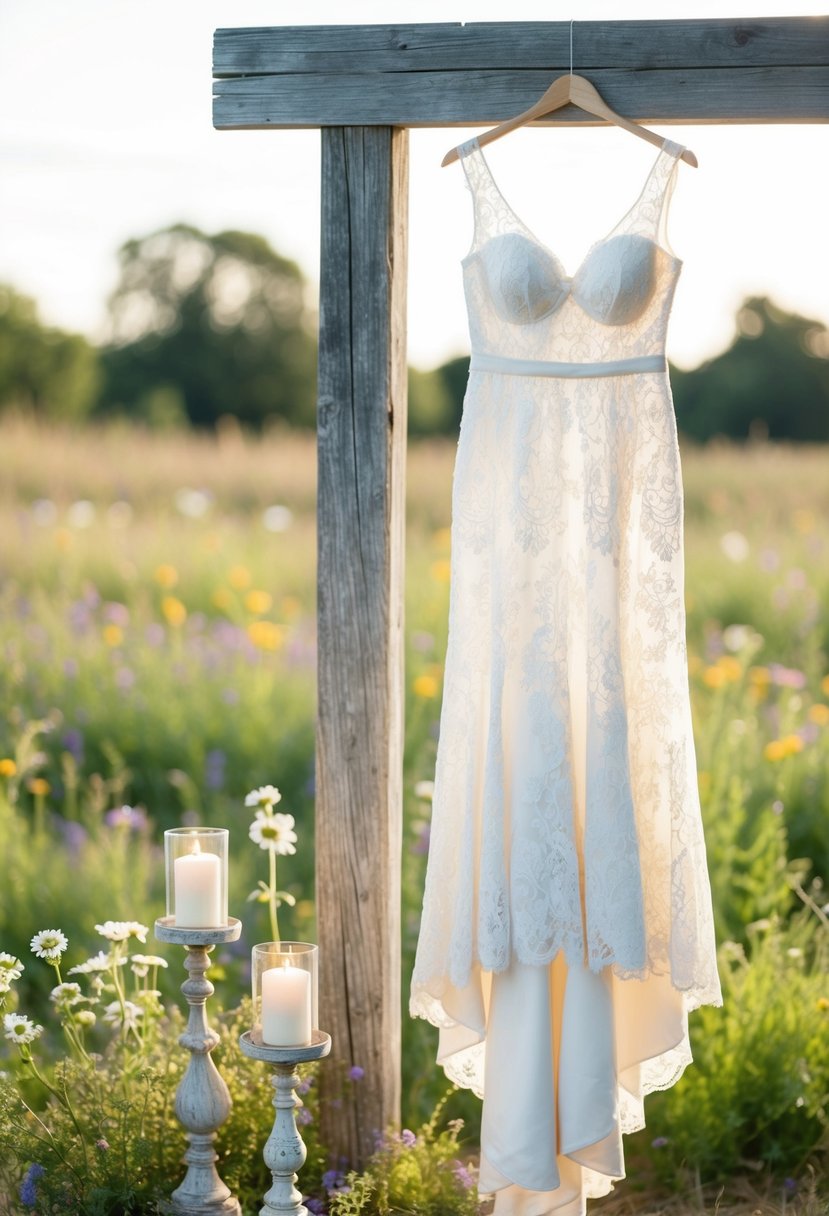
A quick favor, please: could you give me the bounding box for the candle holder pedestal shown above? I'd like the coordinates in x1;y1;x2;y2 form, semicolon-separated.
155;917;243;1216
239;1029;332;1216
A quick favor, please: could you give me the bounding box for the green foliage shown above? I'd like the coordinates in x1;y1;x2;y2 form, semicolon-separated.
98;224;318;430
642;894;829;1184
328;1097;480;1216
0;284;100;421
671;297;829;443
3;418;829;1202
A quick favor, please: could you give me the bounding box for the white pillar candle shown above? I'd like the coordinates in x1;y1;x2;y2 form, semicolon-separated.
261;963;312;1046
174;840;222;927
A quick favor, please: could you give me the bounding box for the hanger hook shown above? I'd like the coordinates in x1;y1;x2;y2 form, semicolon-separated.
569;19;574;77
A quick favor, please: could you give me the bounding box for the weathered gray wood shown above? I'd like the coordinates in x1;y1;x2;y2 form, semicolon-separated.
214;17;829;75
315;125;408;1168
213;17;829;128
214;65;829;128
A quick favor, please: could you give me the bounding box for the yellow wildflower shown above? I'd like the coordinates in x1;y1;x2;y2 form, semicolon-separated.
228;565;251;590
432;527;452;551
808;703;829;726
244;589;273;615
817;997;829;1012
748;666;771;701
413;674;439;699
821;674;829;697
780;734;804;757
103;624;124;647
0;758;17;777
154;563;178;589
27;777;51;797
430;560;451;584
702;666;727;689
792;508;815;535
162;596;187;628
247;620;284;651
55;527;73;552
763;740;786;762
718;656;742;682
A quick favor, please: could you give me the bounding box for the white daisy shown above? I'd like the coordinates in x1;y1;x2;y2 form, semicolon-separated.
30;929;68;960
0;971;11;994
68;950;122;975
249;810;297;855
130;954;167;968
94;921;149;944
245;785;282;813
414;780;435;801
3;1013;43;1045
74;1009;97;1028
0;953;24;981
102;1000;142;1031
50;982;83;1006
129;953;167;978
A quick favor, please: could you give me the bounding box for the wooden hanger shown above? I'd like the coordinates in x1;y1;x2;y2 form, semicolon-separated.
441;72;698;169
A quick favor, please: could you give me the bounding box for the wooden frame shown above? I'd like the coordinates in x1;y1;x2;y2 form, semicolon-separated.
213;17;829;1163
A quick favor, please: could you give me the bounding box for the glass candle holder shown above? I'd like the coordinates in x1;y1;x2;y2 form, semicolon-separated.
164;827;229;928
252;942;318;1047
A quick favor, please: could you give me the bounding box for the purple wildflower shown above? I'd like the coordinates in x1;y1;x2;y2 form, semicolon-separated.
322;1170;344;1192
145;623;165;646
452;1161;476;1190
400;1128;417;1148
19;1164;45;1207
103;601;130;627
297;1106;313;1126
62;728;85;764
63;657;79;678
105;805;148;831
651;1136;670;1148
205;748;226;791
56;819;88;855
783;1178;798;1196
96;1138;110;1152
348;1065;364;1081
297;1076;314;1096
768;663;807;690
305;1200;326;1214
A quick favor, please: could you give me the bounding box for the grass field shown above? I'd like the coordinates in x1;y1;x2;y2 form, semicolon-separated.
1;413;828;1211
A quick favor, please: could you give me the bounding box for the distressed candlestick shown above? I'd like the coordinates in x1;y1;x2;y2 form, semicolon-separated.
156;917;243;1215
239;1030;332;1216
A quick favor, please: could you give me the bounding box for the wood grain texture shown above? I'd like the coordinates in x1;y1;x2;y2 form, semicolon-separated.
214;64;829;128
315;125;408;1167
214;17;829;74
213;17;829;127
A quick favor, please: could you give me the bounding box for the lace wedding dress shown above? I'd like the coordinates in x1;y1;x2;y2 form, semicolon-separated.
410;137;722;1215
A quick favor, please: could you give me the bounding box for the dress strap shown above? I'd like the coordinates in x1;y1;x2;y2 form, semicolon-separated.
607;138;685;253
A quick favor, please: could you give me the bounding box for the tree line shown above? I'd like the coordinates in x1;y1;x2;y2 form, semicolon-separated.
2;223;828;442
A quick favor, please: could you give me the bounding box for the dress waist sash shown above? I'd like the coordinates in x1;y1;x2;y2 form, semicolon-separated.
470;352;667;379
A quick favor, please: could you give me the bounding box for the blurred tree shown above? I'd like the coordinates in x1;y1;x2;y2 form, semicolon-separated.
98;224;317;429
0;284;100;420
671;297;829;443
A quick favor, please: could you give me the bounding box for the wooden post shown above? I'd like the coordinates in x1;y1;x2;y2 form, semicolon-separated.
315;125;408;1167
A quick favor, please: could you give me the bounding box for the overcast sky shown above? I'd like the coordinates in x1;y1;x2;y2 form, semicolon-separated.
1;0;827;371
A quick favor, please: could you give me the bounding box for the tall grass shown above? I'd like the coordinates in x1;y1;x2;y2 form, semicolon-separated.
1;414;828;1197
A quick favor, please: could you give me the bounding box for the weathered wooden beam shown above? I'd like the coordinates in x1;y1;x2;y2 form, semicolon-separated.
213;17;829;128
214;65;829;128
315;125;407;1167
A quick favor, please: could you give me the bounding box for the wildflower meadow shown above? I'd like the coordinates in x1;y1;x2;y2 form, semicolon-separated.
1;413;828;1213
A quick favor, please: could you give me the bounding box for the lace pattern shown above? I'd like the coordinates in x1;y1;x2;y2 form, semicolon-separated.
410;134;722;1203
